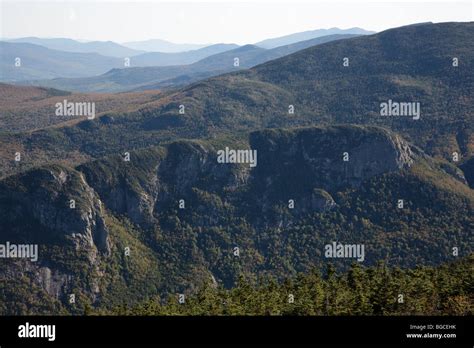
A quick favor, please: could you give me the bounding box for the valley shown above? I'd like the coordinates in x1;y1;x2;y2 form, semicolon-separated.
0;21;472;316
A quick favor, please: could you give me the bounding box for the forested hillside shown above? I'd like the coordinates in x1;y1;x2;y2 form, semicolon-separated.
1;23;472;180
108;255;474;316
0;22;472;316
0;125;472;314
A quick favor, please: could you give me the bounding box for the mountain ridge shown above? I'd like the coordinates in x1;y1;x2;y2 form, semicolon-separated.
255;27;375;48
130;43;240;67
0;125;471;314
122;39;208;53
0;42;124;81
6;37;145;57
1;22;472;181
24;34;359;93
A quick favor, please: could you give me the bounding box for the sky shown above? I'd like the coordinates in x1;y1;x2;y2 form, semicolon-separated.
0;0;472;44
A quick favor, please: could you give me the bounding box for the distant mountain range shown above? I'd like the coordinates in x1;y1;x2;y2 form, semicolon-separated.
0;41;239;82
130;43;240;66
0;42;124;81
2;22;472;179
121;27;374;52
1;27;375;83
122;38;208;53
135;34;362;91
5;37;144;57
0;22;472;315
255;27;375;48
22;34;360;92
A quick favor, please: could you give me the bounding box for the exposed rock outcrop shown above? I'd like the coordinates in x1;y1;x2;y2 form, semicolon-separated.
0;166;110;255
249;125;417;193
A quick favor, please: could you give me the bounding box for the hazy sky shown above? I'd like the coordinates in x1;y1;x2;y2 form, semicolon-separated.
0;0;472;44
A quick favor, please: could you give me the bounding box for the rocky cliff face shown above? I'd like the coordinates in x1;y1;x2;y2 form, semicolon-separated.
250;125;416;190
0;166;109;304
246;125;419;217
7;125;419;250
0;125;471;314
0;166;109;254
77;140;248;227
